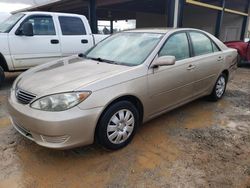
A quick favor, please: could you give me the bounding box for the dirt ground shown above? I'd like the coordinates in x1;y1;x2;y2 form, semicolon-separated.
0;67;249;188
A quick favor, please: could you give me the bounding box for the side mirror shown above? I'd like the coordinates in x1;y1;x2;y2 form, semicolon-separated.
22;22;33;36
152;56;176;68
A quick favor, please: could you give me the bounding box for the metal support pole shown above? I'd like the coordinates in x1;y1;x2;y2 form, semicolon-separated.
110;20;113;34
215;0;225;38
167;0;175;27
177;0;184;27
89;0;98;34
240;0;250;40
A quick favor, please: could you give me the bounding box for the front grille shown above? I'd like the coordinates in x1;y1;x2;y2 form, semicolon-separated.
16;88;36;104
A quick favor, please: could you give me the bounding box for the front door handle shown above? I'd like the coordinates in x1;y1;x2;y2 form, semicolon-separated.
187;64;196;70
81;39;88;44
51;39;59;44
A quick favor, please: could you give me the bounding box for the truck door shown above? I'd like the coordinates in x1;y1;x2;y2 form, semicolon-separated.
57;16;94;56
9;14;61;69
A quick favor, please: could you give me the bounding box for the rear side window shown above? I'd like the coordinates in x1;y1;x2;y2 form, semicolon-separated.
159;32;190;61
59;16;86;35
189;32;213;56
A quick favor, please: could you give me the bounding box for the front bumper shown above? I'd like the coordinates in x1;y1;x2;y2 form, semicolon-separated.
8;90;103;149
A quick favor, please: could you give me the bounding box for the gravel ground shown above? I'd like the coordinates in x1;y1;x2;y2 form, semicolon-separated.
0;67;249;188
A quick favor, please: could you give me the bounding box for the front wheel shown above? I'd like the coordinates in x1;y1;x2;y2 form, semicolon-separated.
0;66;5;87
209;73;227;101
96;101;139;150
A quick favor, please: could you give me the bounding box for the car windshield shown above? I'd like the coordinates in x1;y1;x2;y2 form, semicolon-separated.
86;32;163;66
0;13;25;33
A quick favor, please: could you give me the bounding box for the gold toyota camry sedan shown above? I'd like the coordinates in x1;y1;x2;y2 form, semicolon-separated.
8;28;237;150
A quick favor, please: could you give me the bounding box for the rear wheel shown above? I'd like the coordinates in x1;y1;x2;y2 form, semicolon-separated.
96;101;139;150
209;73;227;101
0;66;5;87
237;54;243;67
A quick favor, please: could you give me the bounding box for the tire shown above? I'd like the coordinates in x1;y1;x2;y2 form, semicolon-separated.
96;101;139;150
0;66;5;87
237;54;243;67
209;73;227;101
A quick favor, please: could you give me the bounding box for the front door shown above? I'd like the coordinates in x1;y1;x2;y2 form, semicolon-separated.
9;15;61;69
147;32;196;116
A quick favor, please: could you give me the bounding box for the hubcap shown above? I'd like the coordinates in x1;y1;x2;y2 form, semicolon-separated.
107;109;135;144
216;76;226;98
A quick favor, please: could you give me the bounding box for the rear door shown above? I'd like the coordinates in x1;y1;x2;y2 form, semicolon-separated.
147;32;196;115
57;16;94;56
188;31;223;96
9;14;61;69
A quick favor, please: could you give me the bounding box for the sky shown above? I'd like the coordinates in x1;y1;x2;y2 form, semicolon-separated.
0;0;57;12
0;0;135;30
0;2;29;22
0;0;51;22
0;2;30;13
0;0;52;12
0;0;38;13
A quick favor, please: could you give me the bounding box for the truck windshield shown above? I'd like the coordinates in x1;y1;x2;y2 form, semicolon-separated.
0;13;25;33
86;32;163;66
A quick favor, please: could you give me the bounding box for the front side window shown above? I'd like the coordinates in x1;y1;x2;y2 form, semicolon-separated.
159;32;190;61
59;16;86;35
189;32;213;56
21;16;56;35
86;32;163;66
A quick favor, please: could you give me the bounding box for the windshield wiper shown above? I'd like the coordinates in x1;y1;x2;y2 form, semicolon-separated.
89;57;116;64
86;56;132;66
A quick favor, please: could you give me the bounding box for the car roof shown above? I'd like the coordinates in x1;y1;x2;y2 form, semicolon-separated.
124;28;203;34
125;28;173;34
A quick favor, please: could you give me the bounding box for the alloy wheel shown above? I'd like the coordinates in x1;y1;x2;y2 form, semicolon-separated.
216;76;226;98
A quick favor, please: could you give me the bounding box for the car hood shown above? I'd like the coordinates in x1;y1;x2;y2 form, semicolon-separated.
17;56;132;96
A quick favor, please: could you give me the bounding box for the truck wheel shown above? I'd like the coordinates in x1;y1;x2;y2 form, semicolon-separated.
0;66;5;87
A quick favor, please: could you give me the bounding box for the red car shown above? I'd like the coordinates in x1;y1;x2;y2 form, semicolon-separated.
225;41;250;65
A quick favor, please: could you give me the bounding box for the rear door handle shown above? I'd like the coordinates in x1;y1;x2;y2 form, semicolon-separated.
51;39;59;44
187;64;196;70
81;39;88;44
217;56;224;61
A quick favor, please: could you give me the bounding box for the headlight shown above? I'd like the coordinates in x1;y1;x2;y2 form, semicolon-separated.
30;92;91;111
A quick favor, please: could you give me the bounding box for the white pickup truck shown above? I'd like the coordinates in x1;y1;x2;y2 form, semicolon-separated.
0;11;108;86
